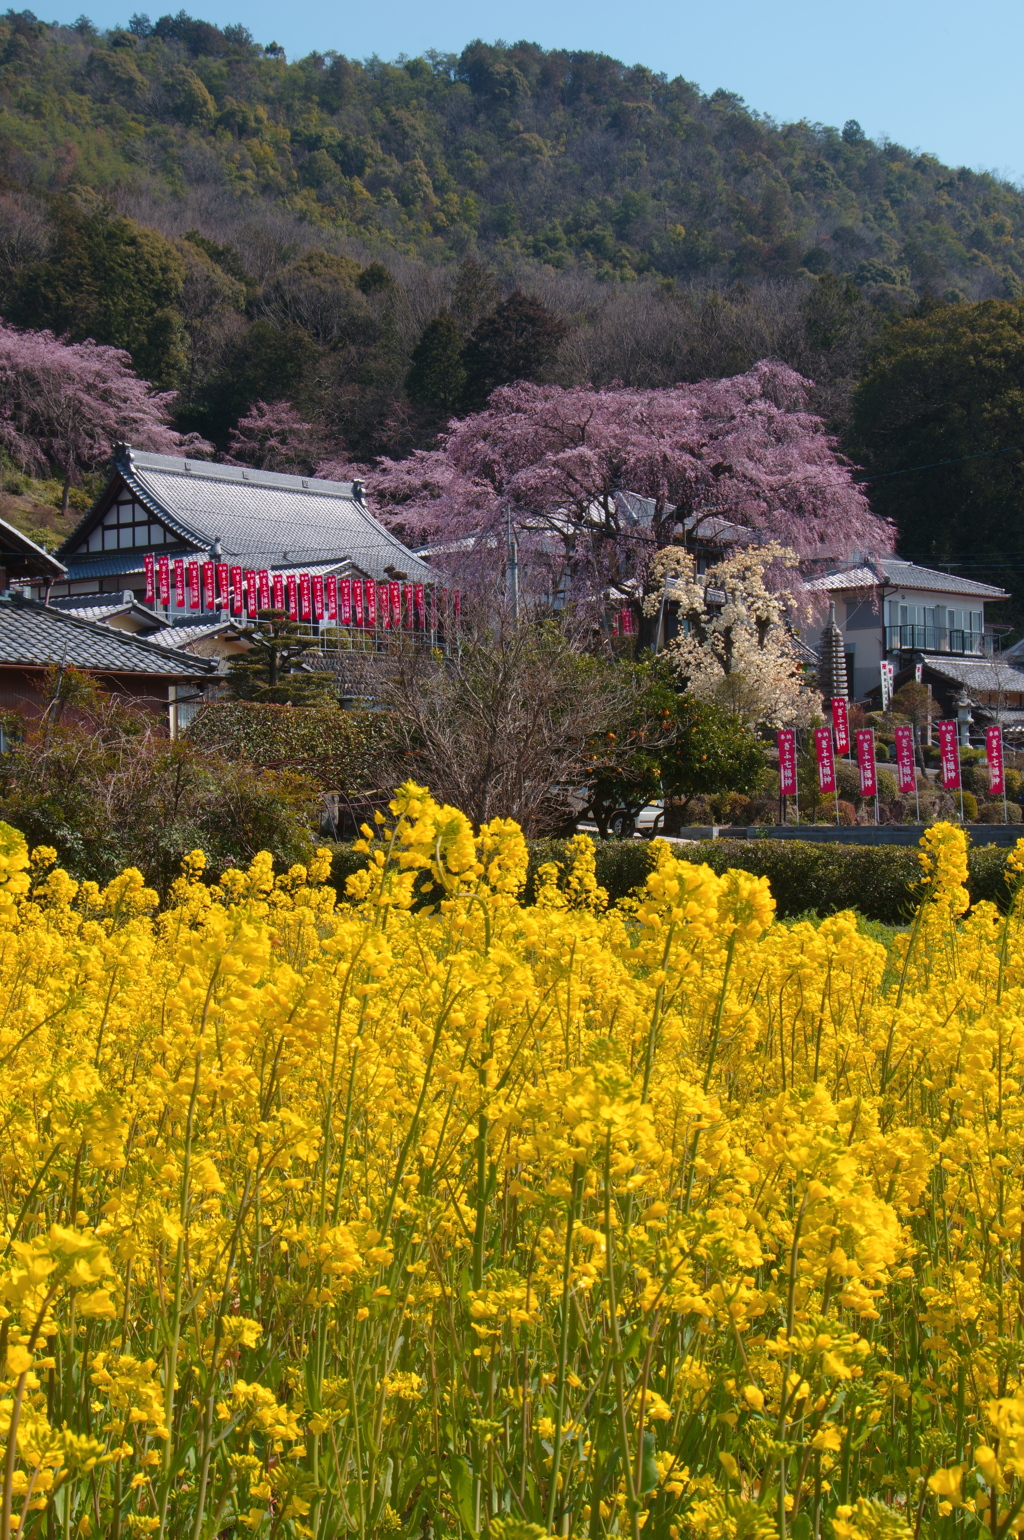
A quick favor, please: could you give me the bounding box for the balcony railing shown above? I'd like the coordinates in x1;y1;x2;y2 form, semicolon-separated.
884;624;990;656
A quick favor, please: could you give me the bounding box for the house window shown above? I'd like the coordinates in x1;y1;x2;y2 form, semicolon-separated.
80;499;172;553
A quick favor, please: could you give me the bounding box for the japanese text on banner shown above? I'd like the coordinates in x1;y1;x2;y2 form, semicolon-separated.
856;730;877;797
778;729;797;796
814;727;836;794
937;721;961;790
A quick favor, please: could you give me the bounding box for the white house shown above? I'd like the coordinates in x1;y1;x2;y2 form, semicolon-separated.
803;557;1009;702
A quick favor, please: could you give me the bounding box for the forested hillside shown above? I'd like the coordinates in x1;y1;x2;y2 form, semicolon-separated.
3;6;1024;615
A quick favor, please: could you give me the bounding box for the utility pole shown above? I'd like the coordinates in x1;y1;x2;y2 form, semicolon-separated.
506;504;520;621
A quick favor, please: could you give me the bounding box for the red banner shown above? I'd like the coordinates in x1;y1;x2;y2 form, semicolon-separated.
403;582;413;628
414;583;425;627
313;574;324;621
258;570;270;611
856;730;877;797
216;564;229;608
300;573;311;621
327;576;338;622
339;578;351;625
229;567;243;616
378;582;389;628
173;560;185;608
454;590;461;624
831;697;850;756
389;581;401;627
619;608;634;636
987;724;1005;796
814;727;836;794
157;555;170;606
188;561;200;610
778;729;797;797
242;570;255;617
286;575;298;621
937;721;961;790
366;582;377;627
894;724;916;795
202;561;215;611
144;553;155;605
353;580;364;628
272;573;284;611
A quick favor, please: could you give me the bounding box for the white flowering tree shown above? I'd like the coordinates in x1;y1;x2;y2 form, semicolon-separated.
649;543;821;727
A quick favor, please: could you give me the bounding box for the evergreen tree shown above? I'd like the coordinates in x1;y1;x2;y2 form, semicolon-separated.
405;309;467;415
461;289;568;408
227;610;336;706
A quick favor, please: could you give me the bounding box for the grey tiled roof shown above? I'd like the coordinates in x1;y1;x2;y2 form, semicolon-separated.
915;655;1024;692
59;449;431;583
807;558;1007;599
0;515;66;576
148;621;244;650
0;596;215;676
49;595;167;628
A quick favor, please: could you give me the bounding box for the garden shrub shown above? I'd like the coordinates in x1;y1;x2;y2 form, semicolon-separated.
186;699;394;790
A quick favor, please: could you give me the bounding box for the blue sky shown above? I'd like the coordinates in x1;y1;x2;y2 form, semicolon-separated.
51;0;1024;184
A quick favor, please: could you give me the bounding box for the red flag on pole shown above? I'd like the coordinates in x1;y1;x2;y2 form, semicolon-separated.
454;590;461;624
300;573;311;620
402;582;413;627
378;582;390;628
831;697;850;755
389;581;401;627
144;554;155;605
216;564;229;608
202;561;215;611
894;724;916;795
272;573;284;610
174;560;185;608
327;576;338;622
313;575;324;621
366;582;377;627
814;727;836;794
987;724;1005;795
937;721;961;790
229;566;243;616
856;730;877;797
414;583;425;627
286;574;298;620
353;580;364;627
778;729;797;796
258;570;270;611
188;561;200;610
339;579;351;625
158;555;170;606
244;570;257;617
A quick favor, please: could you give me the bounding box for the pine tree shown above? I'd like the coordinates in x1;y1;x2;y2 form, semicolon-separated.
227;610;336;706
405;309;467;415
461;289;568;408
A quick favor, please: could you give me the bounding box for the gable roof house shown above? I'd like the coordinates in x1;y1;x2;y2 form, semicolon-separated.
52;447;432;609
0;591;216;731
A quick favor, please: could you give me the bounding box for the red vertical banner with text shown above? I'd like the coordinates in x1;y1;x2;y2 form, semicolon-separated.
326;576;338;622
313;575;325;621
777;729;797;797
300;573;311;621
389;581;401;628
174;560;185;609
286;575;298;621
938;721;961;790
856;730;877;797
831;697;850;755
202;562;215;611
414;583;425;628
339;579;350;625
814;727;836;794
894;724;916;795
377;582;389;628
157;555;170;606
216;564;229;608
144;554;155;605
230;567;243;617
244;570;256;617
188;561;200;610
353;580;364;628
258;570;270;612
272;573;284;611
987;724;1005;795
365;582;376;628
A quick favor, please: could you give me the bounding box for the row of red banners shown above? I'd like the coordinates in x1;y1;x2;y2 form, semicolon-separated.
143;555;460;629
778;711;1007;800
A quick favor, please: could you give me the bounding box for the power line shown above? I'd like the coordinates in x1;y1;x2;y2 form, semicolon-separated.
855;443;1023;483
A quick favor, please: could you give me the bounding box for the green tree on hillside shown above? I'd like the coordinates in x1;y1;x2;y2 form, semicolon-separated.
852;299;1024;620
462;289;568;407
9;202;186;386
405;309;467;415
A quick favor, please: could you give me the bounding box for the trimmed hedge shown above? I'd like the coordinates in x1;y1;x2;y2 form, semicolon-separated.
327;835;1019;923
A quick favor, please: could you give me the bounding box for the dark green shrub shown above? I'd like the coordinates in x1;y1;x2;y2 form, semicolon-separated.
962;790;979;821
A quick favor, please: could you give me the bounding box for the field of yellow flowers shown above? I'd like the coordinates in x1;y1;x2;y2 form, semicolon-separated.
0;783;1020;1540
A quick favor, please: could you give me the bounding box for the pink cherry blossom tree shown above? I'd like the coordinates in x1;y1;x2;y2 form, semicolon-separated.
0;321;211;512
350;362;893;614
227;399;327;475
